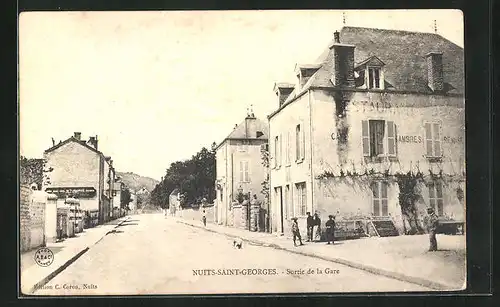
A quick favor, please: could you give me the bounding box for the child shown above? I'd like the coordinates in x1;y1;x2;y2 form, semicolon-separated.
202;209;207;226
291;217;304;247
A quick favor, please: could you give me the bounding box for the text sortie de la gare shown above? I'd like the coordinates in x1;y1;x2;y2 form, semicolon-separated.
192;268;340;276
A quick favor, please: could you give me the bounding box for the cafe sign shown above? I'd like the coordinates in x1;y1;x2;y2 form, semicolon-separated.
45;187;97;198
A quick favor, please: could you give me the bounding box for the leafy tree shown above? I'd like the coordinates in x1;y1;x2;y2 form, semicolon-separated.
120;186;133;209
260;145;270;207
20;156;52;190
150;144;216;208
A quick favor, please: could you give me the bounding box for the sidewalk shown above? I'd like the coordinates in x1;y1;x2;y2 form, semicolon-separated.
176;218;466;291
20;215;131;295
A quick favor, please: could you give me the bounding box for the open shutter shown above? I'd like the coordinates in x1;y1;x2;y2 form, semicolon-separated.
424;123;433;157
381;182;388;216
279;134;283;167
301;121;305;159
432;123;441;157
239;161;243;182
387;121;396;156
362;120;370;157
244;161;249;182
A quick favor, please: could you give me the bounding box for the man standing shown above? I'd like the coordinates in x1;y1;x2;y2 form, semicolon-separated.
312;212;321;242
306;212;314;242
425;207;439;251
325;215;336;245
291;217;304;247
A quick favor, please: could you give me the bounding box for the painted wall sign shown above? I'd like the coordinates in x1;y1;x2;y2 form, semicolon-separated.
45;187;97;198
398;135;422;143
443;136;464;144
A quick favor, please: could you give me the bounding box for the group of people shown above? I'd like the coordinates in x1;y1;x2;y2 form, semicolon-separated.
290;212;336;247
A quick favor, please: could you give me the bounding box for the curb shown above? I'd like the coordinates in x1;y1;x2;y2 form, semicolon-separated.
26;216;132;295
177;220;454;291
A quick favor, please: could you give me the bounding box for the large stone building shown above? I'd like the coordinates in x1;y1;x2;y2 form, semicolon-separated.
43;132;117;223
268;27;465;236
214;111;269;226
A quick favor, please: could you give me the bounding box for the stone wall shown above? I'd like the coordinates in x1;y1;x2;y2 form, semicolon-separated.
20;185;46;252
179;206;215;224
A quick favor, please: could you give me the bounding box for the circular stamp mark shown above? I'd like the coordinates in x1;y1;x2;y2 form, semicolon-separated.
34;247;54;267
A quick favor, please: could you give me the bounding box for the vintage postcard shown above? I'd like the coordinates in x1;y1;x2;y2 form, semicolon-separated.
19;10;466;296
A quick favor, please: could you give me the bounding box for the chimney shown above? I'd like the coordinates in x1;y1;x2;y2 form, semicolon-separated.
94;135;98;150
329;32;356;87
425;52;444;92
273;83;295;108
334;31;340;43
73;132;82;140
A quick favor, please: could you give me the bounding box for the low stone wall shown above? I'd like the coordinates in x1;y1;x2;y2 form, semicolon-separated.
178;206;215;223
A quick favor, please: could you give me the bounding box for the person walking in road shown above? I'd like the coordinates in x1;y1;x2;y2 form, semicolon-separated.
325;215;336;245
201;209;207;226
424;207;439;251
312;212;321;242
291;217;304;247
306;212;314;242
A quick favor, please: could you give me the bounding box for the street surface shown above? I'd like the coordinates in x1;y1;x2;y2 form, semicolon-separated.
34;214;429;295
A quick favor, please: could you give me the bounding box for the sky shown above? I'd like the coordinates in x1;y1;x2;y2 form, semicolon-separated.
19;10;464;180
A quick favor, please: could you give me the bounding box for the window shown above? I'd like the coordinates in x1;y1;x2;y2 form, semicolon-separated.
274;136;279;168
428;182;444;216
371;181;388;216
362;120;397;158
239;161;249;182
296;123;305;161
284;185;291;219
295;182;306;216
424;122;442;158
286;132;291;165
279;134;282;167
368;67;381;89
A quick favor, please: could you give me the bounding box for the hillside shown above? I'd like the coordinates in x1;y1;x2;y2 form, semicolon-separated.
116;172;159;193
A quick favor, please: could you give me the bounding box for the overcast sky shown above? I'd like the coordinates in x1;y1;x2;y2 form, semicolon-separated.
19;10;463;180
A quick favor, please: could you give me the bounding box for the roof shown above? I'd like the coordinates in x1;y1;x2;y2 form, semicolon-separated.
270;26;464;118
216;116;269;150
44;136;102;155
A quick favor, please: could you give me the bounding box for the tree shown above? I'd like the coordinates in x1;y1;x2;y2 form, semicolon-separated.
120;186;133;209
150;144;216;208
20;156;52;190
395;172;425;235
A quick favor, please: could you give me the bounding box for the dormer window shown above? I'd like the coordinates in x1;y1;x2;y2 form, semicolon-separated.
354;56;385;90
368;67;381;89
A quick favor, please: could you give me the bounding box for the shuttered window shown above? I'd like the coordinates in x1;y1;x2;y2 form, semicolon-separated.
296;124;301;160
295;182;306;216
240;161;249;182
424;122;442;158
371;181;388;216
428;182;444;216
274;136;279;168
362;120;398;158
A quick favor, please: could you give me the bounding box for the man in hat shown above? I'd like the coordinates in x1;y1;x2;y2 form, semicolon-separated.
306;212;314;242
425;207;439;251
291;217;304;247
325;215;336;244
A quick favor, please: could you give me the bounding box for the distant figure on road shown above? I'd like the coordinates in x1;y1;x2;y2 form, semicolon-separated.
306;212;314;242
325;215;336;245
312;212;321;242
424;207;439;251
201;209;207;226
291;217;304;247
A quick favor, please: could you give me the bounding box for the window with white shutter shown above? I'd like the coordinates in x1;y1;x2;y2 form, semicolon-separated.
244;161;249;182
371;181;388;216
362;120;398;159
274;136;279;168
424;122;442;158
239;161;244;182
428;182;444;216
295;124;301;161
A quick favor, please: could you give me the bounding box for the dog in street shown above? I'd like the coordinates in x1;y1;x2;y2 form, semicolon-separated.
233;238;243;249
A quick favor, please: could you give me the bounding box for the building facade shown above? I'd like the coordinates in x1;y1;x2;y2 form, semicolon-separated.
268;27;465;237
214;112;269;226
43;132;117;224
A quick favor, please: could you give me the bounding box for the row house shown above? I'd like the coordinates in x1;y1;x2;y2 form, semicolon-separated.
43;132;119;224
214;112;269;226
268;26;465;237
